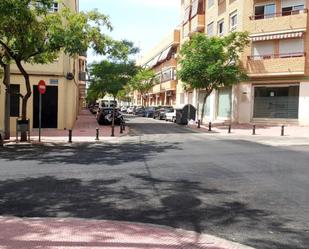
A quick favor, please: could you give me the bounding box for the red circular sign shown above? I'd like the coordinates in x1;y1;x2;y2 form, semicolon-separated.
38;80;46;94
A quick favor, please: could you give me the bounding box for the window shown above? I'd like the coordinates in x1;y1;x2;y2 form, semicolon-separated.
229;11;237;31
49;2;59;12
207;22;214;36
10;84;20;117
252;41;274;60
208;0;214;8
279;38;304;57
218;19;224;36
254;4;276;19
282;4;305;16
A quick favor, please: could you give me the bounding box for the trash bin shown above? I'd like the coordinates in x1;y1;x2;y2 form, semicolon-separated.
176;104;196;125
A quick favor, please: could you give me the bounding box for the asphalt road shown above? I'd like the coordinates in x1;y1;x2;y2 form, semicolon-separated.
0;116;308;249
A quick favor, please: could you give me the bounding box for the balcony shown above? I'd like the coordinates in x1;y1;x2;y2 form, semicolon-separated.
79;72;87;81
161;80;177;91
191;14;205;33
153;84;161;94
246;52;306;77
248;9;307;34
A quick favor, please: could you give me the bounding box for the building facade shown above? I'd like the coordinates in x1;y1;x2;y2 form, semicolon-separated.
135;30;180;107
0;0;87;134
136;0;309;125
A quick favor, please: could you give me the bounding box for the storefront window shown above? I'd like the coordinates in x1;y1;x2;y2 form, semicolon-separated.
217;87;232;118
253;86;299;119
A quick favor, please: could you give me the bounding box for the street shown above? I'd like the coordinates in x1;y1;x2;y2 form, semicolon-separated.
0;116;308;249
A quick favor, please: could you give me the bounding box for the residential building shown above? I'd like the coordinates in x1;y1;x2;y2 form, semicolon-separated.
0;0;87;134
134;30;180;107
177;0;309;125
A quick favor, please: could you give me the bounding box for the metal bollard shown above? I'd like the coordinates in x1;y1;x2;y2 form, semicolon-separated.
252;125;256;135
68;130;72;143
198;120;201;128
0;133;3;147
281;125;285;136
228;124;231;134
208;122;212;132
95;128;99;141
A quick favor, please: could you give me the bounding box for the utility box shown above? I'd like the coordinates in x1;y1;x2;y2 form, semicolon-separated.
176;104;196;125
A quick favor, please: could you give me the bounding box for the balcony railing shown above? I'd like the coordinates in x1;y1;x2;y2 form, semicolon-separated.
248;52;305;60
250;9;308;20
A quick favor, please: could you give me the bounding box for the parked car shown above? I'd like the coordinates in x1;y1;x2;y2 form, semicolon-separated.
153;106;174;120
143;107;156;118
127;106;134;114
133;106;145;116
120;106;128;113
96;107;124;125
89;103;99;114
164;109;176;122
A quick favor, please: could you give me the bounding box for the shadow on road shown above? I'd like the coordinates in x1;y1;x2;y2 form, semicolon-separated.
0;141;181;166
0;172;307;248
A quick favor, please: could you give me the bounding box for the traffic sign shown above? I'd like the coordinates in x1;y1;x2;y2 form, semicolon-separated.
38;80;46;94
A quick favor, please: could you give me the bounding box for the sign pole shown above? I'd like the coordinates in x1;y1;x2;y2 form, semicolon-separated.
38;80;46;142
39;92;42;142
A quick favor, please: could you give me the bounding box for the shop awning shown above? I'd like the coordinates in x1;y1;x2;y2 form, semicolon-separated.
158;46;172;63
251;31;304;42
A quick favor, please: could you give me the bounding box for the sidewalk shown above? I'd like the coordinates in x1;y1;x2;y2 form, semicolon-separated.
189;122;309;138
7;109;129;144
0;216;254;249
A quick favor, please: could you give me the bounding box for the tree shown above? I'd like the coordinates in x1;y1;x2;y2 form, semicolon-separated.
90;60;138;136
128;68;156;106
177;32;249;123
0;0;131;141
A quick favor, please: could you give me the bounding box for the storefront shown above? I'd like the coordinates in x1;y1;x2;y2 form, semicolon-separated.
253;84;299;119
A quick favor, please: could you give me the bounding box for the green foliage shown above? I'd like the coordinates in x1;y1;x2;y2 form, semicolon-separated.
128;68;156;96
89;60;138;98
177;32;250;92
0;0;130;64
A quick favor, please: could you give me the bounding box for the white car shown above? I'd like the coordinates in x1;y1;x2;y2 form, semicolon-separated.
127;106;134;114
165;110;176;123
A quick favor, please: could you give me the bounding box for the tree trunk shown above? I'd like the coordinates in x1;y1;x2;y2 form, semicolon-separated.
200;92;211;125
111;96;115;137
16;61;32;142
3;64;10;139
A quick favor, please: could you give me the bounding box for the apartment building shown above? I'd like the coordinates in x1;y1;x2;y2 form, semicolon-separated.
178;0;309;125
0;0;87;134
134;30;180;107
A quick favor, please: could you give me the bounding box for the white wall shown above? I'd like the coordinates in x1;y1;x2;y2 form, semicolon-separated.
237;83;253;123
299;82;309;125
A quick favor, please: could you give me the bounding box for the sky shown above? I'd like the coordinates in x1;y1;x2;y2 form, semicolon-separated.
79;0;181;63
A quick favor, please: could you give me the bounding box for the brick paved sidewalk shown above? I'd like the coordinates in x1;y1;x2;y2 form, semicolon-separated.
189;122;309;138
10;109;129;143
0;217;253;249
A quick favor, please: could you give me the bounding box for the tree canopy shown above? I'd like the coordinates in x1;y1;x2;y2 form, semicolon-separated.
0;0;136;140
177;32;249;122
90;60;138;98
128;68;156;105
